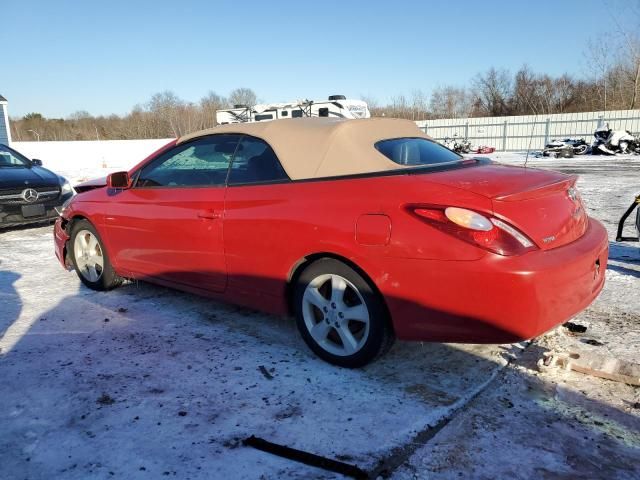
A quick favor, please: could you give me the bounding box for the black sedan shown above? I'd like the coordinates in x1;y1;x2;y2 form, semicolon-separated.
0;143;74;228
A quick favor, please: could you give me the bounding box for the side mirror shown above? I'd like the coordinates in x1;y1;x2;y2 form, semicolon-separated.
31;159;43;166
107;171;130;189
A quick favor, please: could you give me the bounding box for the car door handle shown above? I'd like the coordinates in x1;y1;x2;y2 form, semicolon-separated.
197;209;221;220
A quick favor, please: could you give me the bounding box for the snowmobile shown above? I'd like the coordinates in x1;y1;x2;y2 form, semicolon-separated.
443;135;472;154
474;145;496;154
616;194;640;243
592;124;640;155
542;138;589;157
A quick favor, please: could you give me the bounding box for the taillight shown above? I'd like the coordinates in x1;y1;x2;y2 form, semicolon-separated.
411;206;536;256
445;207;493;231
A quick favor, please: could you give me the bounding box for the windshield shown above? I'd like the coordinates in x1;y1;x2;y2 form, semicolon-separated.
375;137;462;166
0;144;31;168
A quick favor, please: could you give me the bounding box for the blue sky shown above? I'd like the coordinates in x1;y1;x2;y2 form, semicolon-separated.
1;0;624;118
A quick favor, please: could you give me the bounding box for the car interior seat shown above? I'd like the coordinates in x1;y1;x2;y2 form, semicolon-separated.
244;152;277;182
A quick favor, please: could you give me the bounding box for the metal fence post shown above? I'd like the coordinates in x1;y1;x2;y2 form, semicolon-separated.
544;118;551;146
502;121;508;151
464;121;469;140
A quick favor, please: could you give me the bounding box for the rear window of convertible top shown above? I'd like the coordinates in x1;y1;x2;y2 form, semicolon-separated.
375;137;462;166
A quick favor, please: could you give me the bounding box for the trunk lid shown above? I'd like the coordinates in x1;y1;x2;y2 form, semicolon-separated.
424;163;588;250
74;176;107;193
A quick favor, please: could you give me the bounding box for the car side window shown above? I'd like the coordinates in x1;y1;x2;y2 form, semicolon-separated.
136;135;241;188
227;136;289;185
0;145;30;167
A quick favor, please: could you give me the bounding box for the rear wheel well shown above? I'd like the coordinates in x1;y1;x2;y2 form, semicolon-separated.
286;253;393;332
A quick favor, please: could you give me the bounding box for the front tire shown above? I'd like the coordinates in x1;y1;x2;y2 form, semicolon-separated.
70;219;122;291
293;258;394;367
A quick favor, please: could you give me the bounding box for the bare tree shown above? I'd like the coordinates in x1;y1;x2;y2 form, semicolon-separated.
511;66;540;114
629;53;640;109
147;91;186;137
471;68;512;116
585;36;614;111
604;0;640;108
199;91;228;128
553;74;578;113
389;94;409;119
228;88;257;107
430;86;471;118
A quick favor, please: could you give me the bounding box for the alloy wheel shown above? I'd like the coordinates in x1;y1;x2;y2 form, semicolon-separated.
302;273;370;357
73;229;104;282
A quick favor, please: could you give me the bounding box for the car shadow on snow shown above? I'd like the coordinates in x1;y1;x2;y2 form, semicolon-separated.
0;219;56;235
608;241;640;264
0;263;21;342
606;263;640;279
607;241;640;279
0;271;639;479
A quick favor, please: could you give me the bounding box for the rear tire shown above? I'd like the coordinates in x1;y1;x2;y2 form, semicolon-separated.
69;219;122;291
293;258;394;367
574;144;588;155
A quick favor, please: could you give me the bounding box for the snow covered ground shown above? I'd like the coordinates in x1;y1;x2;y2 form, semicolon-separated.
0;151;639;479
13;139;172;185
396;153;640;480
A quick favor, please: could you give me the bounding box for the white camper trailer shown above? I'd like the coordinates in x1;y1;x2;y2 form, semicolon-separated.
215;95;370;125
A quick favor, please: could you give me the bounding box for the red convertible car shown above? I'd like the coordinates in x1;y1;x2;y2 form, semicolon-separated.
54;118;608;367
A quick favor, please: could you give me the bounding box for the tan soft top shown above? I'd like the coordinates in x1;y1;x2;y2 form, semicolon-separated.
177;117;431;180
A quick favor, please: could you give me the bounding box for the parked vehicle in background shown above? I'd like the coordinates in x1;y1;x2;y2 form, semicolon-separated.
54;118;607;367
216;95;370;124
0;144;74;228
592;124;640;155
543;138;589;157
474;146;496;154
442;134;472;154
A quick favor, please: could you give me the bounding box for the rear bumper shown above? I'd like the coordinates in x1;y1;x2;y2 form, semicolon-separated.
381;218;609;343
54;216;72;269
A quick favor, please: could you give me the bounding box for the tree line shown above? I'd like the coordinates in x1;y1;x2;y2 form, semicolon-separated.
10;88;256;142
366;58;639;120
10;39;640;141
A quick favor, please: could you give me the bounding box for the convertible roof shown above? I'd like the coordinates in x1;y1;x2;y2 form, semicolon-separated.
177;118;431;180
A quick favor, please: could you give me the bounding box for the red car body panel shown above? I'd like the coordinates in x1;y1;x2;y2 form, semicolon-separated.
55;139;608;344
376;219;607;342
425;165;589;250
101;187;227;292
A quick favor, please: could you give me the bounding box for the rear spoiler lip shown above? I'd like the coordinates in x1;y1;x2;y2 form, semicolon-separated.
493;175;578;202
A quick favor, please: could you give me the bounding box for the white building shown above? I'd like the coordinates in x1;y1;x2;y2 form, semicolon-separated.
0;95;10;146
